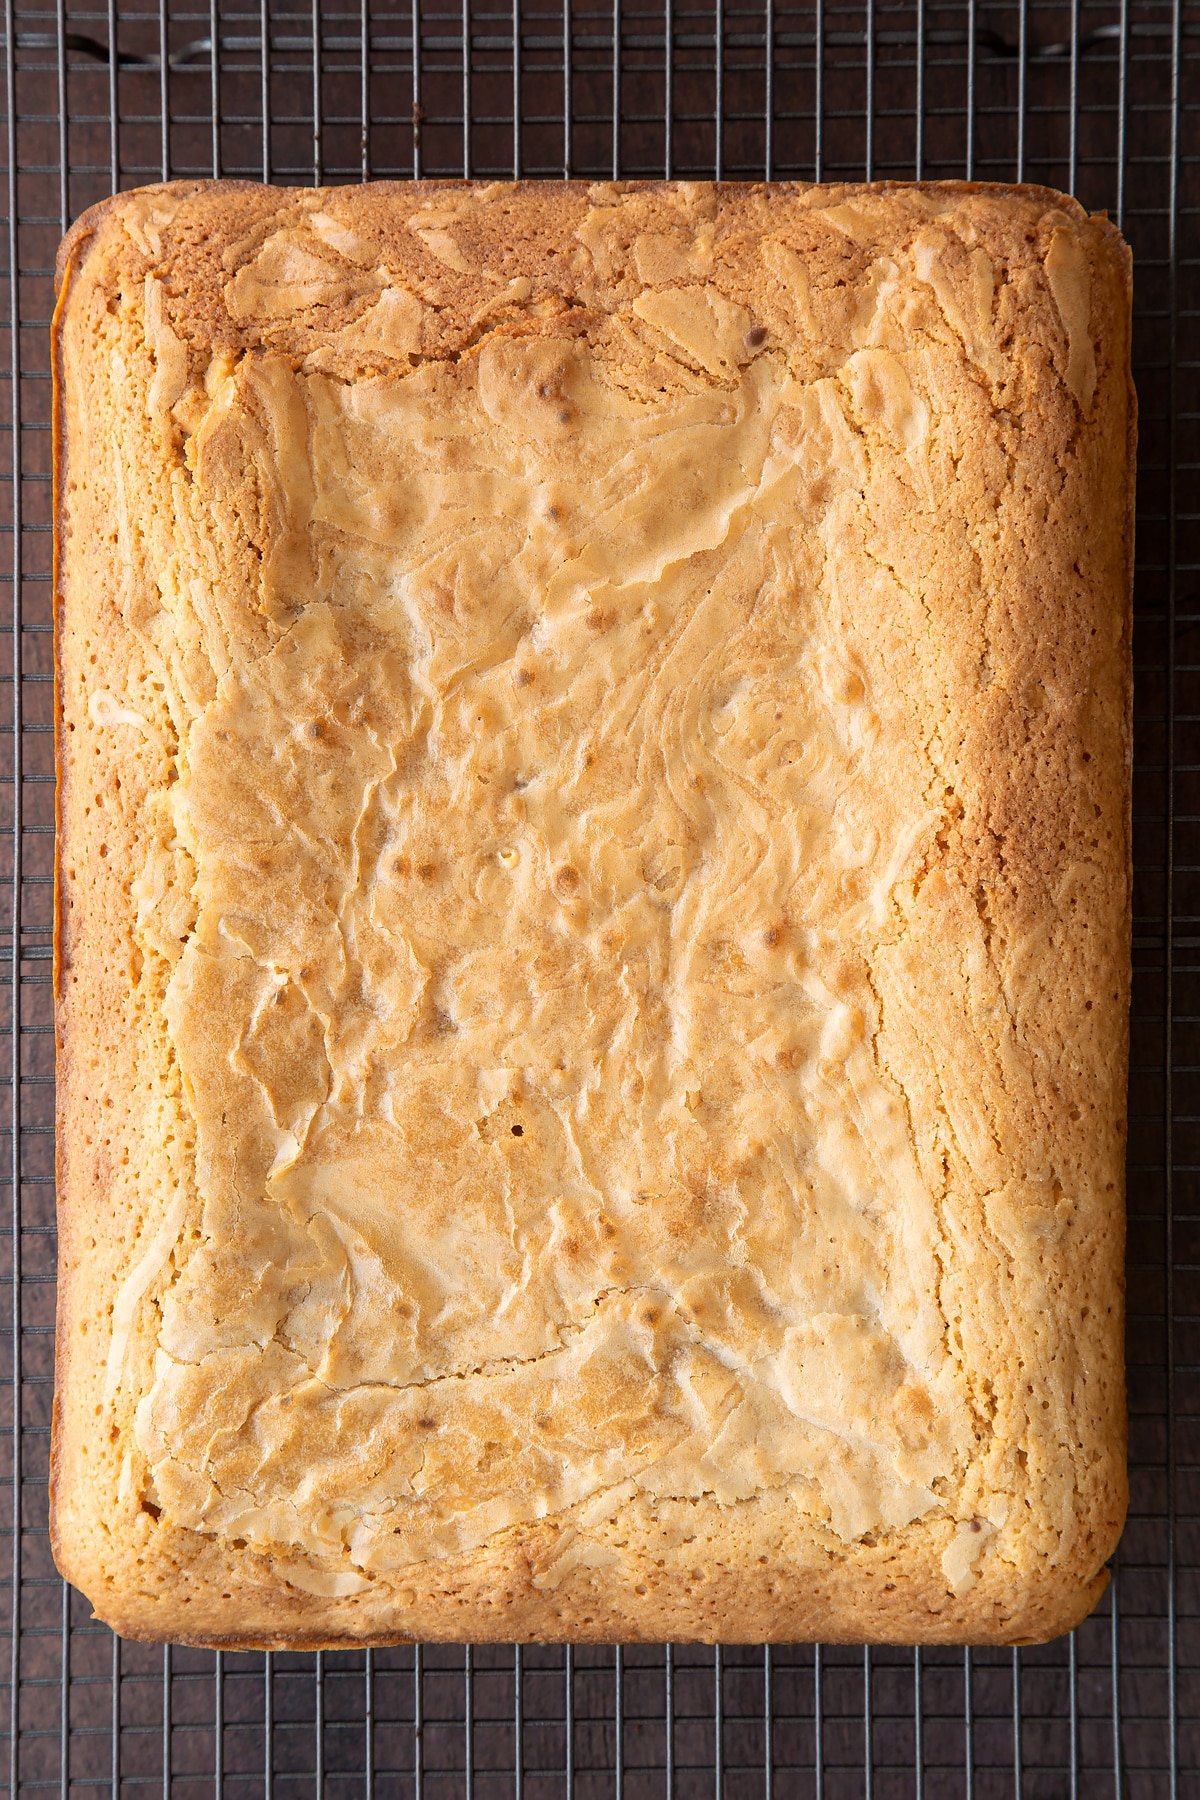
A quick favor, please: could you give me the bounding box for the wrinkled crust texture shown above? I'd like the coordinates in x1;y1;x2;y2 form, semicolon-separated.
52;179;1133;1648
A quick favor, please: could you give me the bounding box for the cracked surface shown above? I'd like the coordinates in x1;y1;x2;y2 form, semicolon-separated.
53;179;1132;1647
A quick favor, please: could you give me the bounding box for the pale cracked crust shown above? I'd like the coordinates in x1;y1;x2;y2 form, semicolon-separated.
52;180;1133;1647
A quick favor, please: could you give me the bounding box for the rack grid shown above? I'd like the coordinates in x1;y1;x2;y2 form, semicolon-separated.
2;1;1197;1793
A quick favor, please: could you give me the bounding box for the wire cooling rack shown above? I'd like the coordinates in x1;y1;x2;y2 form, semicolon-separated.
1;0;1198;1793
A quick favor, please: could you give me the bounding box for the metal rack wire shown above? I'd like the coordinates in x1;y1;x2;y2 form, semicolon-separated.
0;0;1196;1792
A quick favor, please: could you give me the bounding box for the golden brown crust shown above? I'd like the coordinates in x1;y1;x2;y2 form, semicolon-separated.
53;180;1132;1647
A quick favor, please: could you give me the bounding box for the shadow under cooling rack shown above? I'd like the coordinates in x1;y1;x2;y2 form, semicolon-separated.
2;0;1198;1795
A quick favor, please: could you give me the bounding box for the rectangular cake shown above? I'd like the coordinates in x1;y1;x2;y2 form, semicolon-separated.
52;179;1133;1646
